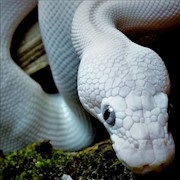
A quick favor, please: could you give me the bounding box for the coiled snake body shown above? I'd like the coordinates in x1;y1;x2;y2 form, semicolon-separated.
1;0;179;174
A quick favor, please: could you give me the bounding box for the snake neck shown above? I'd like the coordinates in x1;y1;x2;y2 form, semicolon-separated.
72;1;129;57
72;0;180;56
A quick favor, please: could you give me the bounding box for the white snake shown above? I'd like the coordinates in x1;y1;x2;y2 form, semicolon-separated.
1;0;179;174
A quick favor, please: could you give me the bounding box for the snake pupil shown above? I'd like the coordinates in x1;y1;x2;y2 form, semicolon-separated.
103;105;116;126
104;109;110;120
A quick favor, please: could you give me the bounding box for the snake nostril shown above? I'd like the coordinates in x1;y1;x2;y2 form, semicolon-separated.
134;142;139;149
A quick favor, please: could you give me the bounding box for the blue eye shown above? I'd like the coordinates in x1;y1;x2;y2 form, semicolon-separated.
103;105;116;126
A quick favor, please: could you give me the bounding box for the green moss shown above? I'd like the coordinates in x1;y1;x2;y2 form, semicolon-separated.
1;139;177;180
0;139;135;180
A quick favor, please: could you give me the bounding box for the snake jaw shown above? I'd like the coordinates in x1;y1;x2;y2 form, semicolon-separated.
110;128;175;174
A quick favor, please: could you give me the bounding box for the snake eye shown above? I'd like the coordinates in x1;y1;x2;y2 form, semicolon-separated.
103;105;116;126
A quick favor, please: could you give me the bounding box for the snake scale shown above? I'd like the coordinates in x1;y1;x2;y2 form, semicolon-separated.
1;0;180;174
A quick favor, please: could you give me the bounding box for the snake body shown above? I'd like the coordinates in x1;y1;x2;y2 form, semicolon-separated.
1;0;179;174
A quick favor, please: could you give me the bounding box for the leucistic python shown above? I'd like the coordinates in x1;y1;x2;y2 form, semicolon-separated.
1;0;179;174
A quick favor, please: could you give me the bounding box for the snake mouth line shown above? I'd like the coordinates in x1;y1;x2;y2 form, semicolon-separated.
110;133;175;174
112;142;167;174
121;161;166;174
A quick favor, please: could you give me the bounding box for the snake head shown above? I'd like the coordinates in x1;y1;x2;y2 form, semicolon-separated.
78;40;175;174
98;93;175;174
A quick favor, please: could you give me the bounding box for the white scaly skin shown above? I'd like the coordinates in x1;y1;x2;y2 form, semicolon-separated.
1;0;94;153
72;0;179;174
0;0;179;174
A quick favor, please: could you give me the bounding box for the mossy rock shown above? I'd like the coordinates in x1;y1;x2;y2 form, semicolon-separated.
0;139;135;180
0;139;178;180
